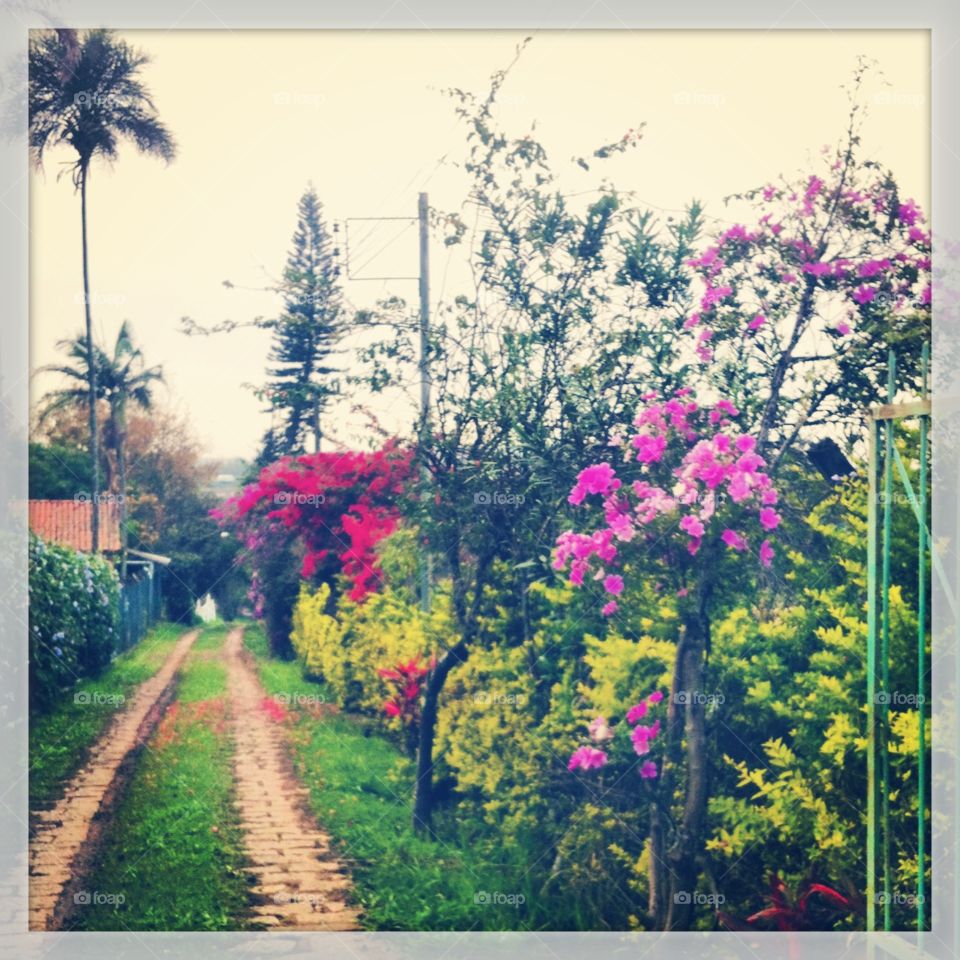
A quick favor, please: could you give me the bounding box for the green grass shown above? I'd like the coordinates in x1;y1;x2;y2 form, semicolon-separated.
30;622;188;810
243;622;555;931
72;622;251;932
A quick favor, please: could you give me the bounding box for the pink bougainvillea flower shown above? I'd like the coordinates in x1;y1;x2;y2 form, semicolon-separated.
631;726;652;756
735;435;756;454
898;199;922;226
633;433;668;464
748;313;766;331
626;701;648;724
858;259;890;279
852;285;878;305
722;529;748;552
835;321;852;336
759;507;781;531
603;574;625;596
759;539;775;568
639;760;658;779
568;463;621;505
679;514;705;539
383;700;402;718
701;285;733;308
631;719;661;756
568;746;608;771
588;716;615;742
601;600;618;617
648;691;664;704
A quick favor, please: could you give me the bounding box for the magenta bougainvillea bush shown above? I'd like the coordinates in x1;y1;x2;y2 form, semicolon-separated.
214;441;412;604
684;155;929;366
554;391;780;616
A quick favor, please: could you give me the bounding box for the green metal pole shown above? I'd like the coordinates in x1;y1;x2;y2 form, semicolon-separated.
917;343;928;932
867;415;879;933
881;349;895;931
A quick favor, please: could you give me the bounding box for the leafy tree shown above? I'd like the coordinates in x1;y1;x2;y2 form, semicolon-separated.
213;442;412;656
29;28;175;549
28;441;90;499
264;185;343;456
40;322;164;578
554;118;929;928
356;48;703;835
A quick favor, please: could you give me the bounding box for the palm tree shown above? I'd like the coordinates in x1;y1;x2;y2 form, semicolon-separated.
40;322;164;579
29;28;175;551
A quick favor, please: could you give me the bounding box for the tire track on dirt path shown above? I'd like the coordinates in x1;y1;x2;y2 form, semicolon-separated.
29;627;201;930
224;626;360;931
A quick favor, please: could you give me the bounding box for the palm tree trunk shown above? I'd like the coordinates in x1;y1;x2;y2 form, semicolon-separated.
80;165;100;552
117;404;127;582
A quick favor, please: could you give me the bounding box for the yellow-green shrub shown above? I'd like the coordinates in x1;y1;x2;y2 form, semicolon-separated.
290;582;454;717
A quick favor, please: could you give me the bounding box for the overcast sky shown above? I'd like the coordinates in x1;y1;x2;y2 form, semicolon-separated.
30;29;929;460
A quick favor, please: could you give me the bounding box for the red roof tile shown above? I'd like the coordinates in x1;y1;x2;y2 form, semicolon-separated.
28;499;121;553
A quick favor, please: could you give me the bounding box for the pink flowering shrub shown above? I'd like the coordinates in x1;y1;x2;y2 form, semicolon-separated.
568;689;666;780
685;167;929;358
680;143;930;445
555;392;778;614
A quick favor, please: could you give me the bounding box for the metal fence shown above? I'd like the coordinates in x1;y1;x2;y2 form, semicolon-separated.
866;346;931;932
116;560;163;653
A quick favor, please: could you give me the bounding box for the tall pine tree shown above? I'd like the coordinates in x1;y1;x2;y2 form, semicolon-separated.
264;186;341;457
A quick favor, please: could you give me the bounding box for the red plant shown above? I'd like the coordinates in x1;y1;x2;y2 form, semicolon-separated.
260;696;288;723
718;874;858;932
378;656;434;726
214;440;412;602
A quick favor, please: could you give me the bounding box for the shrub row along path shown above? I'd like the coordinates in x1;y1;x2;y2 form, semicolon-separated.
29;628;200;930
224;626;359;931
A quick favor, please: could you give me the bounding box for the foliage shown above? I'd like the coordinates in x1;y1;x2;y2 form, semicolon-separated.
29;28;175;182
28;441;90;499
215;442;411;655
260;185;343;459
703;460;928;929
290;578;450;720
29;533;120;713
39;321;164;493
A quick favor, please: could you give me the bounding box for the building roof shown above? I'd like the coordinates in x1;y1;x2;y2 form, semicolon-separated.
28;499;121;553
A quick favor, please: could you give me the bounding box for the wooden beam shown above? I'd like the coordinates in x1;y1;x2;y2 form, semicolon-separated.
870;399;931;421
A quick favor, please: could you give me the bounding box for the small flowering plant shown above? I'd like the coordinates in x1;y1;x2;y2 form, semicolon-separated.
555;391;779;614
378;654;435;755
568;690;666;781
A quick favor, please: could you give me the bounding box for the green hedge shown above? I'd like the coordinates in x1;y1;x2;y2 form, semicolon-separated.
29;533;120;713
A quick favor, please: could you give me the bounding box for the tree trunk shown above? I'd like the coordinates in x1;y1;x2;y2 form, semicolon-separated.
665;602;711;930
118;405;127;582
412;637;469;835
650;622;689;929
311;397;321;453
80;166;100;552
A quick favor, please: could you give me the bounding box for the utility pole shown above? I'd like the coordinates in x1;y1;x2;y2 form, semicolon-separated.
418;193;431;425
342;194;433;611
417;193;432;612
